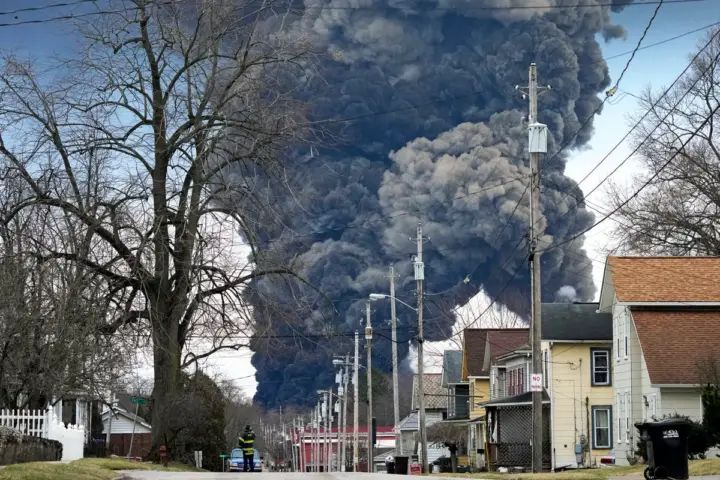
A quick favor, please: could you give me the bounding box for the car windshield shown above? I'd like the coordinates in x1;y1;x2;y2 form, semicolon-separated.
230;448;242;459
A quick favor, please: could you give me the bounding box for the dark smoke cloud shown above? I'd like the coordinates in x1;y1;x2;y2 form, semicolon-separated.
246;0;621;407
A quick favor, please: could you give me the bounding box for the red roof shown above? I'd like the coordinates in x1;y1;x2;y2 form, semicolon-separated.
608;256;720;302
462;328;529;378
632;310;720;385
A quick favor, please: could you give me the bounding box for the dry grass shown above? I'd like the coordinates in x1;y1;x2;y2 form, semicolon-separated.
0;457;201;480
689;458;720;476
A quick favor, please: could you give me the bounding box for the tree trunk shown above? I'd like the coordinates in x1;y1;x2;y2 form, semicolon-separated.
150;310;181;457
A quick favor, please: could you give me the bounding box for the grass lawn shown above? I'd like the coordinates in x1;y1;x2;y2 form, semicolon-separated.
435;458;720;479
0;457;201;480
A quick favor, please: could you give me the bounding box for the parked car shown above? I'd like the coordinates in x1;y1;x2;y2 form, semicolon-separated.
228;448;263;472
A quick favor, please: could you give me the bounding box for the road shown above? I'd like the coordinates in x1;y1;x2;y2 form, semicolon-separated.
116;471;720;480
117;473;462;480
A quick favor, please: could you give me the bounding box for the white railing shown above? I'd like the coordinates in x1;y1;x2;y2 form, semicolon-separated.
0;408;85;462
0;408;48;438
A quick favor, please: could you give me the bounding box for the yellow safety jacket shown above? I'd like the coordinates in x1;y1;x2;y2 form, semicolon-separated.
240;432;255;455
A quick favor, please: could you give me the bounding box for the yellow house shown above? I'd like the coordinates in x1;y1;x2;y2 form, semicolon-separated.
461;328;529;470
542;303;614;469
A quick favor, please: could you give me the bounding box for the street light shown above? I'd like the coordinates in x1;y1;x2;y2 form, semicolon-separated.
368;286;416;458
370;259;426;472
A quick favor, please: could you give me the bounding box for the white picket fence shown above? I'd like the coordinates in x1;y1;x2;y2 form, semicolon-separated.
0;408;48;437
0;408;85;462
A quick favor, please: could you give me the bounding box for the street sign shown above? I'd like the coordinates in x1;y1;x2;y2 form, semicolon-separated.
130;396;147;405
530;374;543;392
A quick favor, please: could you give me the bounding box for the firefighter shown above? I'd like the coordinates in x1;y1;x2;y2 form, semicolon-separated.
239;425;256;472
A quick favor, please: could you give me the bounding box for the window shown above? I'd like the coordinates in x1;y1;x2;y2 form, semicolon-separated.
591;349;611;386
624;334;628;358
618;393;625;442
507;367;525;396
624;391;630;443
592;405;612;448
592;406;612;449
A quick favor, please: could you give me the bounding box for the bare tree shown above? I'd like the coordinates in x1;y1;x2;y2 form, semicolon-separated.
426;422;466;472
0;170;135;408
0;0;312;453
427;290;526;352
608;29;720;255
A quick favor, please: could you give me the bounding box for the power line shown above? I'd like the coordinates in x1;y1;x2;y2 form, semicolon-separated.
0;0;98;17
540;101;720;254
541;0;665;167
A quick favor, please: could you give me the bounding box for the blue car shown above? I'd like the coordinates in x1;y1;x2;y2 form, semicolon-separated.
228;448;263;472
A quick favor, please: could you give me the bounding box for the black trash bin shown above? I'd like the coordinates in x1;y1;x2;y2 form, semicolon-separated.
394;455;409;475
386;459;396;474
635;418;692;480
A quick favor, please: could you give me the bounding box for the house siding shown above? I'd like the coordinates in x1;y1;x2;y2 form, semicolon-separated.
544;342;613;469
103;415;151;435
660;389;703;421
613;305;704;465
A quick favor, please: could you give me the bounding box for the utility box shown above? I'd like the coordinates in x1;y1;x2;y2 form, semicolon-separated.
528;122;548;153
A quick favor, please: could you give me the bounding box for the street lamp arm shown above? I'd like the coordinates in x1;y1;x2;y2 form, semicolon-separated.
368;293;417;312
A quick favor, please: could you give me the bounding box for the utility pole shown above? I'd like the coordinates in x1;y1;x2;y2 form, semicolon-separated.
329;390;334;472
353;330;360;472
526;62;548;473
388;265;401;455
365;301;374;473
415;222;428;473
343;354;350;471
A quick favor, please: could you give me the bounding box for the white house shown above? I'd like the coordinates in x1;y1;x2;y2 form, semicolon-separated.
102;407;152;457
599;256;720;465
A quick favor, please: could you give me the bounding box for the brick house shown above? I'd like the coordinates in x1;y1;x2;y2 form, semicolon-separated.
599;256;720;465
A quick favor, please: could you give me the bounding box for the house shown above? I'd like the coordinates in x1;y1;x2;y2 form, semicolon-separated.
599;256;720;465
101;406;152;457
440;350;470;468
398;373;450;467
461;328;528;469
541;302;613;469
295;425;394;472
483;344;551;471
442;351;468;421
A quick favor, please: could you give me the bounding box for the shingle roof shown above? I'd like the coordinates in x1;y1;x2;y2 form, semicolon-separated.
412;373;446;411
462;329;529;378
608;256;720;302
541;303;612;341
441;350;463;387
632;310;720;385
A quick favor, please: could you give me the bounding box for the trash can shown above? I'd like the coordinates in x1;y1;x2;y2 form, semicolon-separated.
635;418;692;480
385;455;396;474
394;456;409;475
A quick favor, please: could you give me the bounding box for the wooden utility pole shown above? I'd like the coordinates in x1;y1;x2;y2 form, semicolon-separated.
365;301;373;472
353;331;359;472
388;265;401;455
415;223;428;473
526;62;548;473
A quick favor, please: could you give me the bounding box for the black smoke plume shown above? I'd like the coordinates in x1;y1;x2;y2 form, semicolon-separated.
245;0;627;408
